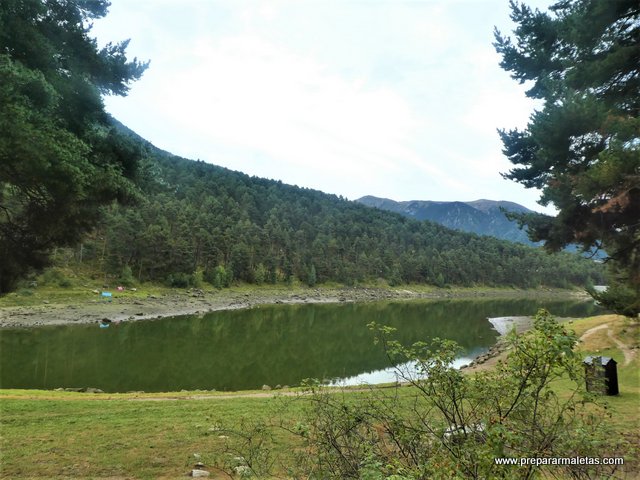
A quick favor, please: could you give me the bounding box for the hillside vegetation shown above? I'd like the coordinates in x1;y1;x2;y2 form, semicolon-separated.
357;195;536;244
57;120;605;291
0;0;605;294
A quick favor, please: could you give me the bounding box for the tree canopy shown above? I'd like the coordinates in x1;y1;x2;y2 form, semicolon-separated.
0;1;607;294
67;122;603;292
494;0;640;315
0;0;148;292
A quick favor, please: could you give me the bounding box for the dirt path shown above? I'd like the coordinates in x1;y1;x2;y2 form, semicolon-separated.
1;385;396;402
0;391;307;402
579;323;610;342
579;322;636;366
607;329;636;366
128;384;398;401
129;391;305;401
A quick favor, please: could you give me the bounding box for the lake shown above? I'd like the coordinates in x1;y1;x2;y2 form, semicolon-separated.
0;298;601;392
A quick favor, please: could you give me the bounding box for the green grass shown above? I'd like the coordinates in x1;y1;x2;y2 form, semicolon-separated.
1;396;296;478
0;261;590;310
547;315;640;471
0;277;587;309
571;315;640;432
2;314;637;479
0;282;170;308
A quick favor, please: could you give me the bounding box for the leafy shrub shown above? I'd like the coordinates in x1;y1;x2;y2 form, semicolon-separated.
220;310;624;479
40;268;72;288
205;265;231;289
306;264;317;287
119;265;136;287
253;263;266;285
166;273;191;288
192;268;204;288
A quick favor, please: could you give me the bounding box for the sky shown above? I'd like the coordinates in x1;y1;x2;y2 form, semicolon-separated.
92;0;555;213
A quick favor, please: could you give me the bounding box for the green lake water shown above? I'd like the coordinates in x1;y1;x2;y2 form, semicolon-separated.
0;298;602;392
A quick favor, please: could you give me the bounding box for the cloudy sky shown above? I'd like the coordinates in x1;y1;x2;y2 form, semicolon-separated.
92;0;555;213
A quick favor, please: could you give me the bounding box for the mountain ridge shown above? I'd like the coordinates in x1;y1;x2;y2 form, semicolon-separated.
356;195;536;244
83;119;604;290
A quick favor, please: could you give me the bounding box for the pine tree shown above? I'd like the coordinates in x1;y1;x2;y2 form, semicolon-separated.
495;0;640;315
0;0;147;292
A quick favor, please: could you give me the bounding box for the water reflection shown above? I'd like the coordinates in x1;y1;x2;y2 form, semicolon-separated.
328;355;478;387
0;298;601;392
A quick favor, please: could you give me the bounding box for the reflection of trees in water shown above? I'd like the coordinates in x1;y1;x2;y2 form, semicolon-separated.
0;299;601;392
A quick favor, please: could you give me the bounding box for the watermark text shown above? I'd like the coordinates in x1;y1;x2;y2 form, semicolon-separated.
494;456;624;467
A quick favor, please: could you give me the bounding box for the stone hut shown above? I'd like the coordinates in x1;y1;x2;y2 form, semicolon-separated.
583;356;619;396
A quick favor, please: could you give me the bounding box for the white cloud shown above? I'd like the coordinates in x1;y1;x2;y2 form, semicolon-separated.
112;32;444;191
95;0;557;213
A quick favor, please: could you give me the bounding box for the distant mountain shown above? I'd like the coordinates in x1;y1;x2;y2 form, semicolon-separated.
356;196;536;244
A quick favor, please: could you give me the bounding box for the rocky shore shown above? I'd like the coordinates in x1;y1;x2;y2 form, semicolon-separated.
0;286;586;329
460;339;509;371
459;319;525;372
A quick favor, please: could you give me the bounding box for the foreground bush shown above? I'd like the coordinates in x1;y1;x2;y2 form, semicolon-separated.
219;310;627;479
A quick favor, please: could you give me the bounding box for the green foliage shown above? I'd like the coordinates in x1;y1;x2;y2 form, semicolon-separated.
0;0;608;294
219;265;233;288
388;265;403;287
367;311;614;479
590;283;640;318
83;131;605;291
39;268;72;288
230;242;253;283
118;265;135;287
205;265;231;289
253;263;267;285
0;0;147;293
166;272;191;288
215;420;277;478
495;0;640;315
204;268;217;288
306;264;317;287
192;268;204;289
231;310;620;479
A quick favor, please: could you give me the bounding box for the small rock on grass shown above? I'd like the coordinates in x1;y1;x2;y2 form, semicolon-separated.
190;468;210;477
234;465;251;476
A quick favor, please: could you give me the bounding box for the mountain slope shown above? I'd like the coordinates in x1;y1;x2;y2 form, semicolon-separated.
79;120;604;289
357;196;536;244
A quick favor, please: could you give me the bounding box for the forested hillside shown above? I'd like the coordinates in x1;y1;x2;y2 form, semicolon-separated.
70;120;604;290
0;0;609;295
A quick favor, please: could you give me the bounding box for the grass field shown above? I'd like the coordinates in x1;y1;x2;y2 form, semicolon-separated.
1;314;638;479
0;264;585;310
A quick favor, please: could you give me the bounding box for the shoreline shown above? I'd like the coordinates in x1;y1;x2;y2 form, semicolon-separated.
0;285;590;329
